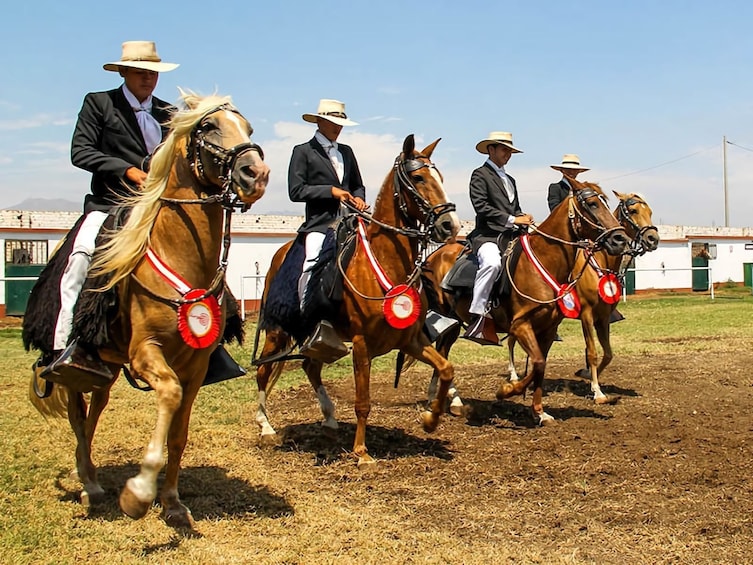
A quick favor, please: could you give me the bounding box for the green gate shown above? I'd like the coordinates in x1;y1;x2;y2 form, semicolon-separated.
4;240;48;316
624;257;636;295
744;263;753;288
691;256;709;292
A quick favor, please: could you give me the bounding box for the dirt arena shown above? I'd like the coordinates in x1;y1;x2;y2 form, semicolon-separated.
225;348;753;564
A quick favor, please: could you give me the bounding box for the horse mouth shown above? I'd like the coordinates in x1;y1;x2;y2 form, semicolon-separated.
431;211;461;243
603;230;629;256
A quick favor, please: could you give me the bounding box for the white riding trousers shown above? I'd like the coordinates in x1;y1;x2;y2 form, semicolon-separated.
53;211;108;350
469;241;502;316
298;231;326;311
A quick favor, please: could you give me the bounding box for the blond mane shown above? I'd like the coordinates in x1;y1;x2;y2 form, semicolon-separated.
90;90;233;289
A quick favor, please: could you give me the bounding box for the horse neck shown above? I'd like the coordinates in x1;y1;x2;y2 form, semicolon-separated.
365;188;418;281
532;203;580;281
150;158;225;287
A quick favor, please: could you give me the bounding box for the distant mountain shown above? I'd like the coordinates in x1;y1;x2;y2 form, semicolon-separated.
4;198;81;212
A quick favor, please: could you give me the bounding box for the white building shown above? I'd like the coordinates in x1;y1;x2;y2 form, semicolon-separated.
2;209;752;316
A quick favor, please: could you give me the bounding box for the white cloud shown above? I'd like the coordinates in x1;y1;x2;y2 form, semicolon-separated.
0;113;70;131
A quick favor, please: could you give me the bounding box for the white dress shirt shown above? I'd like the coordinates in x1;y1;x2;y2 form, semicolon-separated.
122;85;162;154
315;130;344;182
485;158;516;228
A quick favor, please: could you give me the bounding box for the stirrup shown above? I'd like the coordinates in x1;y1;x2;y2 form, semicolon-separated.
40;340;115;393
299;321;349;364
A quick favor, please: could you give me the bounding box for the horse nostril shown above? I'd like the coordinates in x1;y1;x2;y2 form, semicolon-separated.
441;220;453;233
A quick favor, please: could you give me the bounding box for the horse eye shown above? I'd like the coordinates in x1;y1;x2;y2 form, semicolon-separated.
411;175;424;183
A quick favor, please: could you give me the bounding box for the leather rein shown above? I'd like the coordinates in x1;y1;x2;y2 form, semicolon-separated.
338;154;456;300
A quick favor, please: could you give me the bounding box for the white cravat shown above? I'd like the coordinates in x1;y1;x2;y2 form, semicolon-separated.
486;159;515;202
316;131;344;182
122;85;162;154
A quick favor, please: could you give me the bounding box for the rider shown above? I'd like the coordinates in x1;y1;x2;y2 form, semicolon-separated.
44;40;242;384
288;98;368;359
464;131;534;345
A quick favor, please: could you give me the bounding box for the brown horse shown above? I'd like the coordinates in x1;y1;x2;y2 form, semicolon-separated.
26;93;269;528
502;192;659;403
421;178;628;425
253;135;460;468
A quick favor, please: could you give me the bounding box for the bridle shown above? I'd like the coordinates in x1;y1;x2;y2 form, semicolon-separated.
173;103;265;210
338;152;457;299
134;104;264;308
566;186;624;250
616;196;657;257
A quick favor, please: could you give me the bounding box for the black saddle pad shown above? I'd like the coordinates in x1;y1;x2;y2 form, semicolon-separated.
262;216;358;343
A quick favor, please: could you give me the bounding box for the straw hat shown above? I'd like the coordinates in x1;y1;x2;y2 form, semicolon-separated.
103;41;179;73
302;99;358;127
475;131;522;154
551;154;589;172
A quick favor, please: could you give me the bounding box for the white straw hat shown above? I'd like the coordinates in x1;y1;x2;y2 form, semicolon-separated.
475;131;522;154
103;41;179;73
302;99;358;127
551;154;589;172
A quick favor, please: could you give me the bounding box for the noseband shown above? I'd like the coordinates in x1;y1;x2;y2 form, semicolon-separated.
616;197;657;256
186;104;264;206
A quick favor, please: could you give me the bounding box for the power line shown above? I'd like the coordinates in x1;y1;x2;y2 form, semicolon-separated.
726;140;753;153
602;145;717;181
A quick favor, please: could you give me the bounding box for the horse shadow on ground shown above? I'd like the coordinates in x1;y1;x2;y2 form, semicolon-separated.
460;395;613;429
55;463;293;524
546;374;640;401
276;421;454;465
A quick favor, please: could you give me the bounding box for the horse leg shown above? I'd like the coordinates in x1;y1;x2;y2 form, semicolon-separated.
160;376;203;529
593;315;615;404
118;343;183;522
507;336;520;382
579;308;608;404
497;324;555;426
405;336;454;435
350;336;375;469
255;329;290;444
302;357;338;431
426;326;463;416
67;388;105;508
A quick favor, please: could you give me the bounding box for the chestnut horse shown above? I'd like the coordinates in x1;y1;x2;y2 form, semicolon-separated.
421;178;628;425
502;192;659;403
253;135;460;468
26;93;269;528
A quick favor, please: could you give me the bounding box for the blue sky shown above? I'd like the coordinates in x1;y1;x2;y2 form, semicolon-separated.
2;0;753;227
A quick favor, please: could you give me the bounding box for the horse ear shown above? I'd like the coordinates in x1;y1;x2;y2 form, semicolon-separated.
402;134;416;157
421;138;441;159
613;190;626;200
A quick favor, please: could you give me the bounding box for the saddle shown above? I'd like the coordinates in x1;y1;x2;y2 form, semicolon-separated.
439;237;523;301
261;214;359;343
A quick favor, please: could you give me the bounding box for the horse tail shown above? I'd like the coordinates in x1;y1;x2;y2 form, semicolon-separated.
28;378;69;419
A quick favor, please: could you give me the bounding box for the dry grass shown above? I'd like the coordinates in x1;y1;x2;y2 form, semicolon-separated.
1;290;752;564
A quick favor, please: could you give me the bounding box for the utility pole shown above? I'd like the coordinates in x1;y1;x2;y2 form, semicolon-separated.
723;135;729;227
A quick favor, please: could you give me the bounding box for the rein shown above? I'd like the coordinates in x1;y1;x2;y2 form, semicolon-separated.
505;188;618;305
337;154;455;301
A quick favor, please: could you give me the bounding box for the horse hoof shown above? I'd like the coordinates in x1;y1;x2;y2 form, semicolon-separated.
536;412;556;426
421;410;439;433
356;454;377;471
162;505;195;530
594;394;610;405
259;432;281;448
449;402;464;417
496;382;515;400
119;483;151;520
80;486;105;509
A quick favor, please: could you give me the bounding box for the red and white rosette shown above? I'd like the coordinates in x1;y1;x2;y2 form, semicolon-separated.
557;284;581;319
598;273;622;305
177;289;222;349
382;284;421;329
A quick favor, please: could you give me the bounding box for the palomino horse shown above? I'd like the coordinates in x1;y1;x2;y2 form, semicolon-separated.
25;93;269;528
421;178;628;425
503;192;659;403
254;135;460;468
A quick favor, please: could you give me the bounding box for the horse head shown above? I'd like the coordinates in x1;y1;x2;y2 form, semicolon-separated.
568;178;629;256
181;92;269;206
393;134;460;243
613;191;660;255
